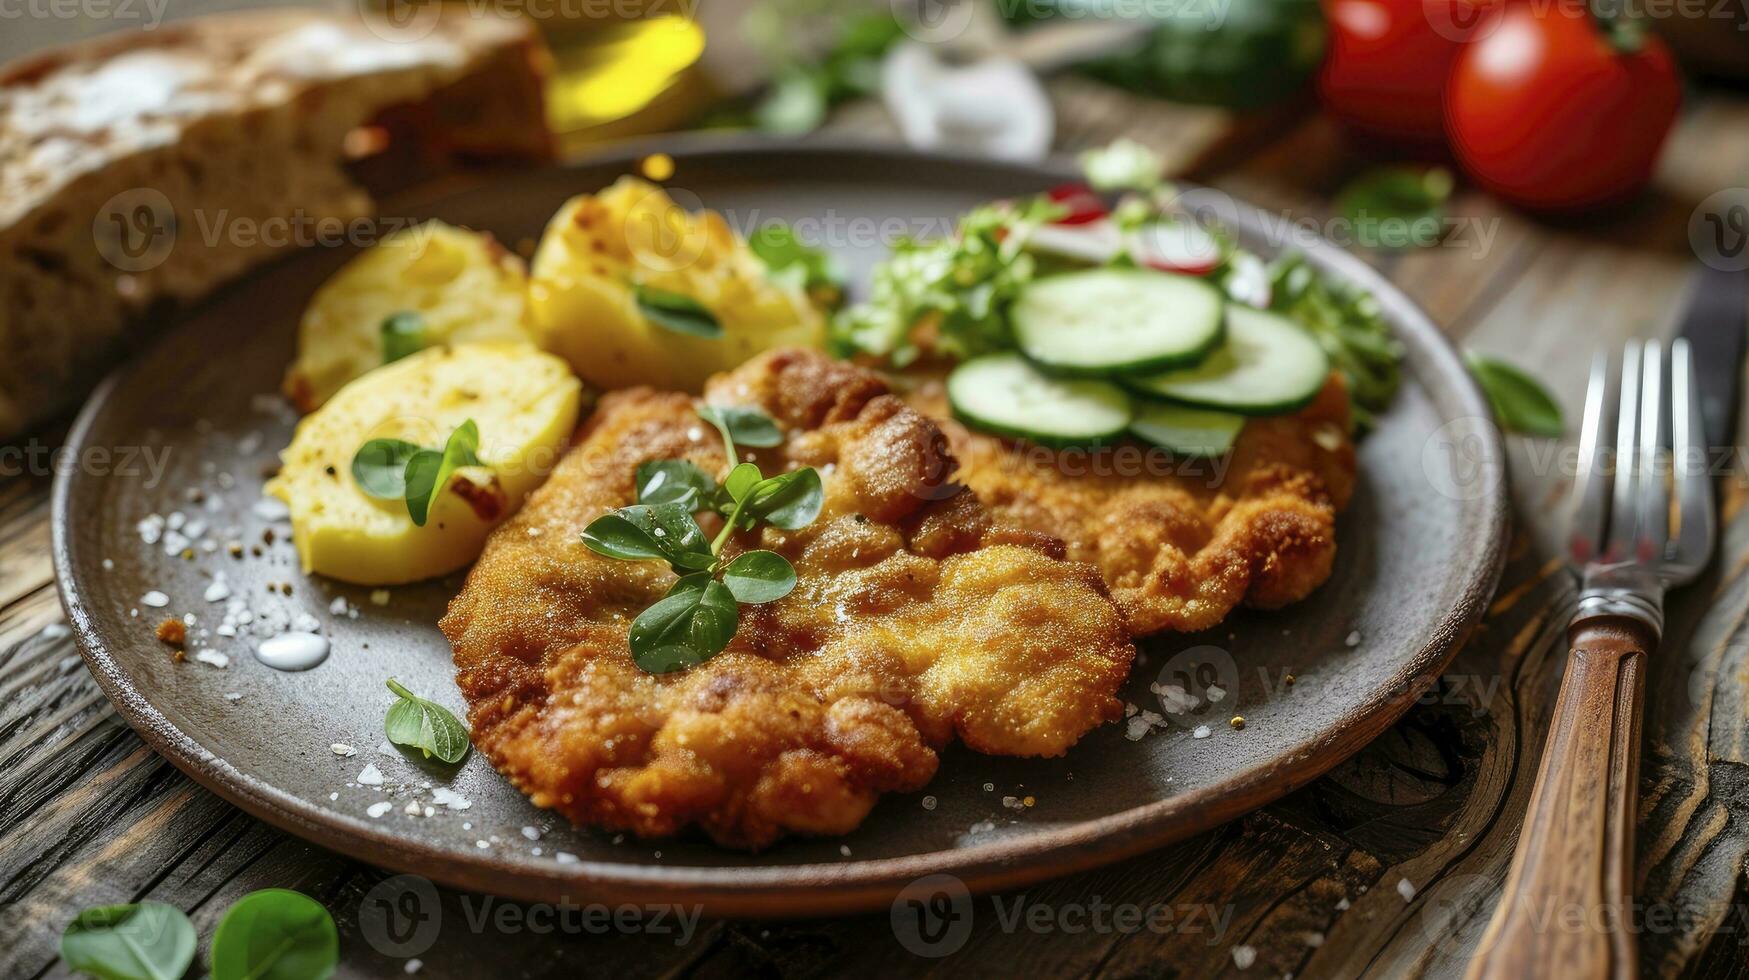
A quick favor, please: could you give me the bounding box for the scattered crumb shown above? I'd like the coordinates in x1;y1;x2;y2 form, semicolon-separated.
1346;630;1361;647
839;845;851;857
224;692;243;702
1230;715;1246;730
370;589;391;606
331;743;358;757
367;801;393;818
155;617;186;647
1303;932;1324;947
1193;725;1211;739
1336;897;1350;911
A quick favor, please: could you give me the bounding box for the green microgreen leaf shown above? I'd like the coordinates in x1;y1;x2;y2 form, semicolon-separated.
721;550;797;604
699;405;783;451
635;460;716;508
380;311;426;364
61;902;195;980
383;678;471;764
582;503;714;572
1467;351;1564;438
742;468;824;530
628;574;740;673
351;439;423;499
404;420;484;527
633;284;722;338
723;462;762;503
748;223;845;299
1336;168;1454;250
207;889;338;980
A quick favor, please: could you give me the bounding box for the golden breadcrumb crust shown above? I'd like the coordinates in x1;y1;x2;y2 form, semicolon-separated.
441;349;1134;848
904;372;1356;636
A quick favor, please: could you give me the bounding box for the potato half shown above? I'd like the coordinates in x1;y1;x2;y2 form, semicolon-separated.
266;342;581;585
528;176;824;392
283;221;535;412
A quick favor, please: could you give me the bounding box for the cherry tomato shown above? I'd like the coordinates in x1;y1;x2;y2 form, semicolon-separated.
1047;184;1109;225
1446;2;1680;211
1318;0;1488;152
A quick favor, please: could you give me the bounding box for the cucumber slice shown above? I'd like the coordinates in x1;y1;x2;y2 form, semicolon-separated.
1130;402;1246;457
1012;268;1225;376
948;352;1133;447
1123;305;1329;415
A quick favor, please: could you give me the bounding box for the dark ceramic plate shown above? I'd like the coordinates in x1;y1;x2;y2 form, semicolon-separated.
53;137;1508;916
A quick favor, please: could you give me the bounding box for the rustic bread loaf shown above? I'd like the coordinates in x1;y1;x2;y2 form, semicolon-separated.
0;6;553;440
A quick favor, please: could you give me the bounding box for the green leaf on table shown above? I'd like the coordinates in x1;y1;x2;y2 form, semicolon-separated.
1336;167;1454;250
1467;352;1564;438
721;550;797;604
380;311;426;364
61;902;196;980
208;889;337;980
628;574;740;673
383;678;470;763
635;460;716;508
404;420;484;527
753;70;828;134
741;468;824;530
351;438;423;499
699;405;783;449
634;284;722;338
582;502;714;572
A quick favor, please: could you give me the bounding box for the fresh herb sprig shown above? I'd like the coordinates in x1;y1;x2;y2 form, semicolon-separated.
352;420;487;526
383;678;471;764
1467;351;1564;437
583;405;821;674
1265;254;1403;434
634;284;722;338
61;903;195;980
749;222;846;307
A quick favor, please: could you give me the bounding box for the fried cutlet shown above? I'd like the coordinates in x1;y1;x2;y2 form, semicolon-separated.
905;373;1357;637
441;349;1135;848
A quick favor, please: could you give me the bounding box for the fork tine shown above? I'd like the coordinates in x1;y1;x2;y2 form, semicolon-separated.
1636;340;1668;562
1568;350;1612;564
1671;338;1716;568
1606;341;1643;562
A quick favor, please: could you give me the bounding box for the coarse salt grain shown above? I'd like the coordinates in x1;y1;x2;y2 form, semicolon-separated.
194;650;229;669
1397;878;1415;901
367;801;393;818
141;591;169;608
1231;945;1256;969
331;743;357;757
357;764;384;786
1193;725;1212;739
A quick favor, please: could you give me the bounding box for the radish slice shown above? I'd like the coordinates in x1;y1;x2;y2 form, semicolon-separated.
1024;219;1123;265
1048;183;1108;225
1223;251;1273;309
1127;221;1222;276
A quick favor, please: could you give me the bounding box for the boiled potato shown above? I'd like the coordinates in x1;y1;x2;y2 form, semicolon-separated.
266;342;581;585
528;176;824;392
283;222;535;412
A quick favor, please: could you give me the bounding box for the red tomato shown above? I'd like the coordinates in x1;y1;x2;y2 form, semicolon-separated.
1446;2;1680;211
1047;184;1108;225
1318;0;1489;152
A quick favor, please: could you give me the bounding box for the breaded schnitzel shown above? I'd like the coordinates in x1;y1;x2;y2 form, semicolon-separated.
441;349;1134;848
905;373;1356;637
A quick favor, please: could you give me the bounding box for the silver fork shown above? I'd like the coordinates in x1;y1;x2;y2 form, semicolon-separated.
1467;339;1716;980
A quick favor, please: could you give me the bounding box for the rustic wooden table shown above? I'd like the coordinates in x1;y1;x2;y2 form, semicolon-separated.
5;79;1749;979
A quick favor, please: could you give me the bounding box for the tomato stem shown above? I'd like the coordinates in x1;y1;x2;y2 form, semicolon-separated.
1585;0;1646;53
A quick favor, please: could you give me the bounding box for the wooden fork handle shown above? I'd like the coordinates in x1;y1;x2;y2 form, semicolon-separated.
1465;616;1655;980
